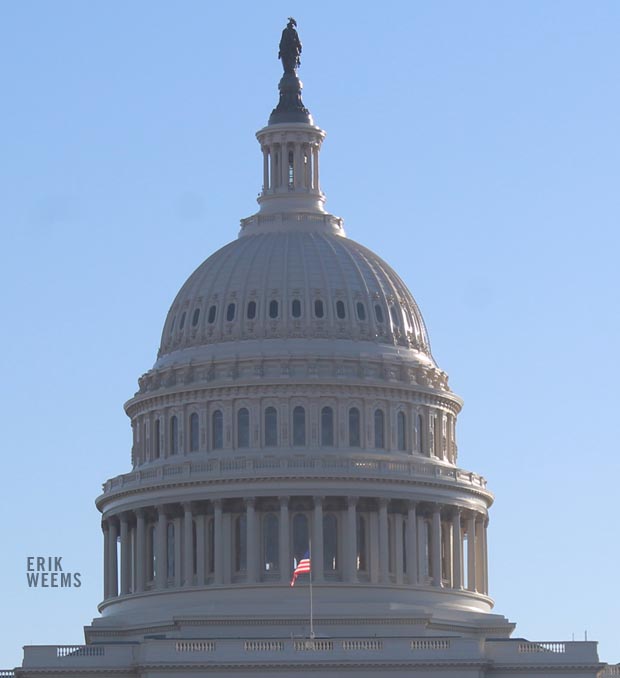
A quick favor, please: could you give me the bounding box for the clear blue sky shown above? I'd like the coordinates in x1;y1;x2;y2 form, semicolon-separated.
1;0;618;668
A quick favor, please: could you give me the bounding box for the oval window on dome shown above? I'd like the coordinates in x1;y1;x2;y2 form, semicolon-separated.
269;300;279;319
374;304;384;323
226;303;236;322
207;305;217;324
336;300;346;319
247;300;257;320
169;315;176;335
192;308;200;327
291;299;302;318
179;312;186;330
314;299;324;318
356;302;366;321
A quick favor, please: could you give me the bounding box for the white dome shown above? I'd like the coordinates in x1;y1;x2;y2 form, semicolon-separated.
157;228;433;368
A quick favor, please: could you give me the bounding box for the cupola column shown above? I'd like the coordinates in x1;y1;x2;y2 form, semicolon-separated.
467;513;477;592
135;509;146;593
345;496;358;582
246;498;258;583
483;517;489;594
452;509;463;590
119;514;131;595
183;503;193;586
107;517;119;597
378;499;390;584
213;500;224;585
475;514;485;594
279;496;290;583
431;505;443;587
312;497;324;583
406;502;418;585
102;521;110;600
156;506;167;589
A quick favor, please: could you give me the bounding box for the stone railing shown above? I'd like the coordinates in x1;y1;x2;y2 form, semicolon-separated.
102;453;487;496
599;667;620;677
0;671;15;677
21;638;601;668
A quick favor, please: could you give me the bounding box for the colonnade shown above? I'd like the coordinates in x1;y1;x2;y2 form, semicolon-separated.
102;497;488;601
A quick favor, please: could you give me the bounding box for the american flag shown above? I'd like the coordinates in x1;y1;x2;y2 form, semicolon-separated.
290;551;311;586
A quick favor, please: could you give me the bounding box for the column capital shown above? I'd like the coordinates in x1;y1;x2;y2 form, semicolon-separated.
378;497;389;509
212;498;222;509
347;496;358;507
182;501;193;513
278;495;289;506
135;507;147;519
245;497;256;508
407;500;418;510
313;495;324;506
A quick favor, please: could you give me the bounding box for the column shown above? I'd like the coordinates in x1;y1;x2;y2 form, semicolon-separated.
417;514;427;582
312;145;319;190
312;497;324;583
483;517;489;595
262;147;269;191
156;506;167;589
443;518;453;587
394;513;404;585
346;496;358;582
120;514;131;595
406;502;418;585
102;521;110;600
475;514;485;594
108;517;119;597
213;500;223;585
431;505;442;587
195;514;206;585
135;510;146;593
467;513;477;592
246;498;258;583
183;503;193;586
378;499;389;583
279;497;290;583
452;509;463;590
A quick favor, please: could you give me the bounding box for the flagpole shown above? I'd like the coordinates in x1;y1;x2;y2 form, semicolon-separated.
309;537;314;639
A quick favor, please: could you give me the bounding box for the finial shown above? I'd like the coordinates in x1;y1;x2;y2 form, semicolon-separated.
269;19;312;125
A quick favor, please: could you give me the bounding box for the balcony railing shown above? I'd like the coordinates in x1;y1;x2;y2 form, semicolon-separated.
22;637;600;669
102;453;487;496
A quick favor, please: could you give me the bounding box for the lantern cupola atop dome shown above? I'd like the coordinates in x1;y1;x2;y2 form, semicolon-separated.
243;18;338;231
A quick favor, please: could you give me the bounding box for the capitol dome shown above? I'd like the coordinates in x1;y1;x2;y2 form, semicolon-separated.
156;228;433;367
94;21;499;649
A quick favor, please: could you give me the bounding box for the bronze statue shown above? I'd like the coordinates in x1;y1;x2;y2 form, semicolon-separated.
278;17;302;73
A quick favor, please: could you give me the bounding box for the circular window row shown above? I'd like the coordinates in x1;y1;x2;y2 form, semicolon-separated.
170;298;400;335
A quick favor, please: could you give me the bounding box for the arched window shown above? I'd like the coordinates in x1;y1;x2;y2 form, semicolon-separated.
291;299;302;318
154;419;161;459
170;415;178;455
417;413;425;455
292;513;309;565
356;302;366;321
314;299;324;318
374;304;384;323
234;514;247;572
320;406;334;447
263;513;279;573
269;300;279;319
226;303;236;322
356;514;367;571
247;300;257;319
212;410;223;450
323;514;338;572
374;409;385;449
336;300;346;319
293;406;306;447
264;406;278;447
189;412;199;452
397;411;406;451
167;522;175;578
288;149;294;187
192;308;200;327
237;408;250;448
207;305;217;324
349;407;361;447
